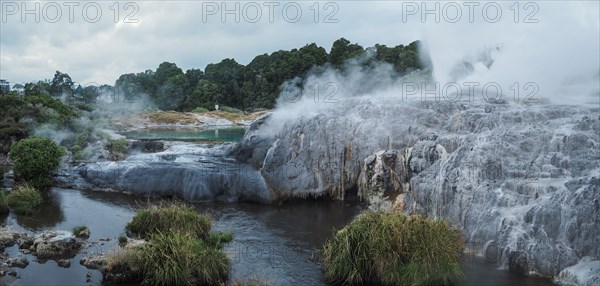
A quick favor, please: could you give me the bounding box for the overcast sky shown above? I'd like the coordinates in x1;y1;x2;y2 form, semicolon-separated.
1;1;599;87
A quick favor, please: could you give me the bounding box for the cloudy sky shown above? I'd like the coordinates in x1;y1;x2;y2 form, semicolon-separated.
1;1;599;89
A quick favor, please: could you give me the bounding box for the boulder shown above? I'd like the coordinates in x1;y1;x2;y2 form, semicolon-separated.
80;253;107;269
33;230;81;259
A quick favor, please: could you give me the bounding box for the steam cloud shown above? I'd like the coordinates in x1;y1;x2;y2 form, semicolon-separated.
264;1;599;134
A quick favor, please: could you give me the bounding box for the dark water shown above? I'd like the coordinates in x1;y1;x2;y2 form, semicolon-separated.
0;188;555;286
124;127;246;142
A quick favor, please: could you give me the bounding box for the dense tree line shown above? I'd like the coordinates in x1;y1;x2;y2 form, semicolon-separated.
114;38;423;111
0;38;423;153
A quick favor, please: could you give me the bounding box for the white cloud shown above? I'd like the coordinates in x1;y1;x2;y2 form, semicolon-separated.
1;0;598;99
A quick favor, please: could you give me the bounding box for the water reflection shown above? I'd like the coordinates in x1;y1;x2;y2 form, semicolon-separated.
11;191;64;231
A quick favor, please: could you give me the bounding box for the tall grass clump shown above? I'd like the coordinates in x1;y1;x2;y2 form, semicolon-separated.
137;231;230;286
104;247;142;283
7;184;43;215
322;211;464;286
125;204;211;239
206;231;233;249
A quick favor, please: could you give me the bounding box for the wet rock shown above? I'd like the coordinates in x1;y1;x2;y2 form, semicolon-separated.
144;141;164;153
33;230;81;259
0;227;31;251
57;259;71;268
99;237;110;242
103;261;142;284
6;256;28;268
554;257;600;286
18;236;34;250
357;149;410;210
80;253;107;269
123;238;146;250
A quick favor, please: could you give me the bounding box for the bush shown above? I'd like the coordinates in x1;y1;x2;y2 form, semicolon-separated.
106;139;129;161
0;191;9;214
8;136;64;189
7;184;44;215
126;204;211;239
192;107;209;113
322;211;464;286
118;235;128;246
137;231;230;286
219;106;243;114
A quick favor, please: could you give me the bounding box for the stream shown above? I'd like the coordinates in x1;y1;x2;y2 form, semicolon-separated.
0;188;554;285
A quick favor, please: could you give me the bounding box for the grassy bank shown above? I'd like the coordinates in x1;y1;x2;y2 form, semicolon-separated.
322;211;464;286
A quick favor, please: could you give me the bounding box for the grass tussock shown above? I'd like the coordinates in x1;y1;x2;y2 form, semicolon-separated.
7;184;43;215
126;204;212;239
137;231;230;286
206;231;233;249
322;211;464;286
147;111;197;124
72;225;89;237
104;247;142;283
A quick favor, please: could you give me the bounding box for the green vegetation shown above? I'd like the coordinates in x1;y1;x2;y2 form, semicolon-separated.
0;93;77;154
73;225;90;237
118;235;128;246
137;231;230;285
322;211;464;286
8;137;64;189
111;204;232;285
0;191;9;214
206;231;233;249
115;38;423;112
7;184;44;215
106;138;129;161
105;247;142;283
125;204;212;239
191;107;209;113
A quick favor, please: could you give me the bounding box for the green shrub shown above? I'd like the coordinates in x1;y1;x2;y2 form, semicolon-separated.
7;184;44;215
73;225;89;237
137;231;230;286
8;136;64;189
322;211;464;286
0;191;9;214
220;106;243;114
206;231;233;249
106;138;129;161
192;107;209;113
126;204;211;239
118;235;128;245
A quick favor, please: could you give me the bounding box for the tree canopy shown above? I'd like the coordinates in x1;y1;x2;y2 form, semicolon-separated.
109;38;422;112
